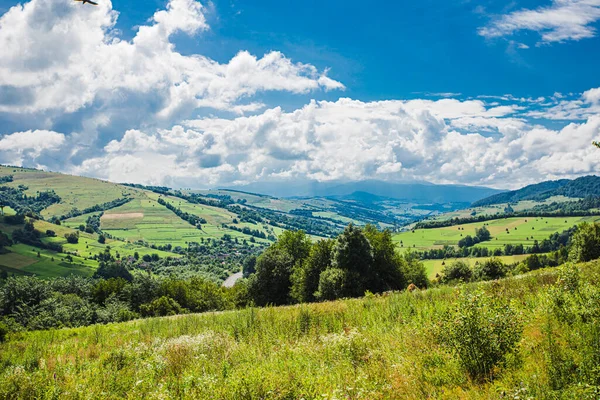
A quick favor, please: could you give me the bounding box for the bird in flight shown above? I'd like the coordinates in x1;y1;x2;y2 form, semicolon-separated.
74;0;98;5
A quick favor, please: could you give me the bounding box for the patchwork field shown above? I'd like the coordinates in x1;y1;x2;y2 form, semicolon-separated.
97;194;269;247
392;215;600;251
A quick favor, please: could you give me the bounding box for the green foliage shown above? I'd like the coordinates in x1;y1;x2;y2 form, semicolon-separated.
242;255;256;277
569;222;600;262
0;320;8;342
473;258;507;281
314;267;352;301
330;223;373;296
94;262;133;282
248;247;295;306
438;290;523;381
401;251;429;288
290;239;334;303
440;260;472;284
64;231;79;244
546;264;600;391
140;296;184;317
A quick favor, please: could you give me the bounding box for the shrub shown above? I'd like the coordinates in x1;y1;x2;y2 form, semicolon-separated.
45;230;56;237
64;232;79;244
438;290;522;381
440;260;472;284
140;296;184;317
0;320;9;342
473;258;506;281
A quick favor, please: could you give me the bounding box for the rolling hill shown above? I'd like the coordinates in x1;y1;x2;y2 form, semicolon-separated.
472;175;600;207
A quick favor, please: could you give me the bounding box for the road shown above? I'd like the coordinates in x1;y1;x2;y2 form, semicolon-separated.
222;271;243;287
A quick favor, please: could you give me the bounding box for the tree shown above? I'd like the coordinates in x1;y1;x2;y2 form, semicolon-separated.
569;222;600;262
98;234;106;244
473;258;506;281
401;251;429;288
290;239;333;303
242;255;257;278
440;260;472;283
64;232;79;244
314;268;351;301
475;226;491;242
363;225;406;292
330;224;373;297
94;262;133;282
248;247;295;306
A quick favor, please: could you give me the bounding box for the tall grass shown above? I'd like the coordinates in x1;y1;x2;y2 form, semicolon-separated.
0;263;598;399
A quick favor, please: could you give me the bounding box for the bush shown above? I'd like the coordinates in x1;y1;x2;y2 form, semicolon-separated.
45;230;56;237
440;260;472;284
0;320;9;342
473;258;506;281
438;290;522;381
140;296;184;317
64;232;79;244
569;222;600;262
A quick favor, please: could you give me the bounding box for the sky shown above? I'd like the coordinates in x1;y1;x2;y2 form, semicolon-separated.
0;0;600;190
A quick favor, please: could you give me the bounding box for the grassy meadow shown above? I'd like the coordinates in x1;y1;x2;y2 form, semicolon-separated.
0;166;137;219
1;261;599;399
392;216;600;251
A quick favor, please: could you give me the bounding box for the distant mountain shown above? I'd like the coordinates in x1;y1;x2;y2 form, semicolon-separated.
226;180;504;204
472;176;600;207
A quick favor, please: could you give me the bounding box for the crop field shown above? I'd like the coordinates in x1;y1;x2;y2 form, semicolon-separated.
0;219;176;279
100;195;269;246
0;166;138;218
422;254;532;278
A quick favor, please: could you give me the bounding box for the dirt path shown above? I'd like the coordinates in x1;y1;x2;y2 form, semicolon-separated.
222;271;243;287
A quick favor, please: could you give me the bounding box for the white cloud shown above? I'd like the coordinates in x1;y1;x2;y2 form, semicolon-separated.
66;95;600;189
0;129;65;166
479;0;600;44
0;0;342;117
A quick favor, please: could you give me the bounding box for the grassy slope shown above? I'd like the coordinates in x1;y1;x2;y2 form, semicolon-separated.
392;216;600;251
2;262;597;399
0;166;137;218
0;219;174;279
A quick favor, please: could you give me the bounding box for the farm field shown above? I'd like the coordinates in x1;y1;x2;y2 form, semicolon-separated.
99;194;269;247
422;254;532;278
392;215;600;251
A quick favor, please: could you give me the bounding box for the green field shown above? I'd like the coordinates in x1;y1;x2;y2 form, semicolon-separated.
393;216;600;251
0;166;138;218
2;262;598;398
422;254;532;278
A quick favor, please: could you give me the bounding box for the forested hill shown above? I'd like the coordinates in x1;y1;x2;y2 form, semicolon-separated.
472;176;600;206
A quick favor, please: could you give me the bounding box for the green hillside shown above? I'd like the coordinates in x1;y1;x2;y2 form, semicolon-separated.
1;261;599;399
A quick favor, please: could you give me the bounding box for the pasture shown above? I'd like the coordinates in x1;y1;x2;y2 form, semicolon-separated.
0;166;137;218
392;216;600;251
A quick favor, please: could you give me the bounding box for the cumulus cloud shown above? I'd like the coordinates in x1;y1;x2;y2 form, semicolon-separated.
65;95;600;189
0;129;65;166
479;0;600;44
0;0;342;117
1;0;599;191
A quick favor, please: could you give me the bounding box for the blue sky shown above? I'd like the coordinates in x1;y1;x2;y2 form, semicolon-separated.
0;0;600;189
107;0;600;101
